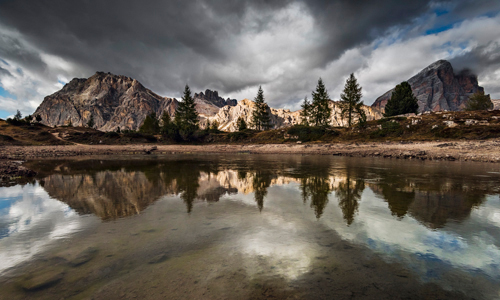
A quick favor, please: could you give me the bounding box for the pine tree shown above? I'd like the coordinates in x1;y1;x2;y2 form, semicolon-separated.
311;78;331;127
384;81;419;117
161;110;180;140
35;115;42;123
465;90;493;111
300;96;311;126
175;85;199;138
237;116;247;131
161;110;171;132
251;86;271;131
14;110;22;121
339;73;365;127
139;112;160;134
87;114;95;128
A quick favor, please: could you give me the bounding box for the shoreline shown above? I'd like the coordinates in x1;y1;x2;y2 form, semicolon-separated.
1;140;500;161
1;140;500;183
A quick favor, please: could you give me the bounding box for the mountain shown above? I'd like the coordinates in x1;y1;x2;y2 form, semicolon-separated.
208;99;382;132
371;60;486;112
34;72;178;131
194;89;237;117
34;71;382;132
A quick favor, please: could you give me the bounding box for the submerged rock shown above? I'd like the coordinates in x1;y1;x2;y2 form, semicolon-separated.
20;270;65;291
148;253;169;264
69;247;99;267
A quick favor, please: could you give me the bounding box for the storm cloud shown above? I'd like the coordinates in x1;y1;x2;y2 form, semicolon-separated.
0;0;500;116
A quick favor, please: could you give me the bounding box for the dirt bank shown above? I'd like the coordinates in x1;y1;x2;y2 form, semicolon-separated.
1;139;500;161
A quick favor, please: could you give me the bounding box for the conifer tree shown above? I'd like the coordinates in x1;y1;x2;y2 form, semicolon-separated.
14;110;22;121
300;96;311;126
465;90;493;111
161;110;171;132
384;81;419;117
139;112;160;134
251;86;271;131
311;78;331;126
87;114;95;128
237;116;247;131
339;73;365;127
175;85;199;137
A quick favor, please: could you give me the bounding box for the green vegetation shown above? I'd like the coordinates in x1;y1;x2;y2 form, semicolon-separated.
175;85;199;139
310;78;331;126
87;115;95;128
384;81;419;117
139;112;160;135
251;86;270;131
300;96;311;126
339;73;366;127
237;116;247;131
286;125;337;142
465;91;493;111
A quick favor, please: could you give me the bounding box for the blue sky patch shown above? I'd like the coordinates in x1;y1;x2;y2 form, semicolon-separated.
434;9;449;17
425;24;454;35
0;110;12;119
0;86;16;100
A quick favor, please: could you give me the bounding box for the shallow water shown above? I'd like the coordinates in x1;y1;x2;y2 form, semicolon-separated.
0;154;499;299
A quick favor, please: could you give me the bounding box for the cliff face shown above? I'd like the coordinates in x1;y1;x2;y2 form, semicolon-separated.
208;99;383;132
193;89;237;117
34;72;178;131
371;60;485;112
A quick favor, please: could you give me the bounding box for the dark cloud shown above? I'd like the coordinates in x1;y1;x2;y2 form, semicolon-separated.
0;0;437;95
0;66;11;77
449;41;500;75
0;0;499;106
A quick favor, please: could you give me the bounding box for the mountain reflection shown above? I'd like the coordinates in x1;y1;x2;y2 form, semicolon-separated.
32;156;498;226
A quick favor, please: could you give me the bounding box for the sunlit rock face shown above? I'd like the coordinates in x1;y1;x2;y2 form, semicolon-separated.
34;72;179;131
372;60;486;112
208;99;382;131
492;99;500;110
194;89;237;117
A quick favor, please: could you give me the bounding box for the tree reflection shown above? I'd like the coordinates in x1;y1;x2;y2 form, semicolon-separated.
33;156;496;225
301;176;330;219
336;175;365;225
297;158;333;219
252;170;273;211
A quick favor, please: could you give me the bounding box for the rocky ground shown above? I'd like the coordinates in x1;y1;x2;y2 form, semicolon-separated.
1;139;500;184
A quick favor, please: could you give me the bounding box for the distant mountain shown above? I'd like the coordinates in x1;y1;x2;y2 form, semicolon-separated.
208;99;382;132
372;60;486;112
193;89;237;117
34;72;178;131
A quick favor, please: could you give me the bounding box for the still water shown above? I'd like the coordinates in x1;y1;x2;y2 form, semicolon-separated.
0;154;499;299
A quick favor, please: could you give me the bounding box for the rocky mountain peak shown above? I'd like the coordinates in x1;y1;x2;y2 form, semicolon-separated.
34;72;177;131
371;59;485;112
194;89;237;108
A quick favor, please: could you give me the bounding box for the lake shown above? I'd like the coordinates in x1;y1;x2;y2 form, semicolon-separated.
0;154;499;299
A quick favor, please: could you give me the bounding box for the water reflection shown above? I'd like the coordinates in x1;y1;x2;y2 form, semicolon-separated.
25;156;500;227
1;155;499;299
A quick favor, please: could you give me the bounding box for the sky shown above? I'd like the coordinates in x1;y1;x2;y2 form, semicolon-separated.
1;0;500;119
